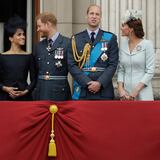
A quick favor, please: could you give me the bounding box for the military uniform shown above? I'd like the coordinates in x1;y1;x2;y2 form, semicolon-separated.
68;29;119;100
34;34;71;101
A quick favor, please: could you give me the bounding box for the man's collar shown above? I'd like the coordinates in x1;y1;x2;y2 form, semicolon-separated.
48;32;60;43
87;28;100;36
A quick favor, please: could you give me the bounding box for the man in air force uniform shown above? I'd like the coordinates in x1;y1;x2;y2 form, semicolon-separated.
68;4;119;100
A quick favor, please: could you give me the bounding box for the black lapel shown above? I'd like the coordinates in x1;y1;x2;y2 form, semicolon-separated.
82;30;91;45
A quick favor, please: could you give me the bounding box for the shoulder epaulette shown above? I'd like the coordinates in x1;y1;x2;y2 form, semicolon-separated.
72;30;86;38
102;30;117;37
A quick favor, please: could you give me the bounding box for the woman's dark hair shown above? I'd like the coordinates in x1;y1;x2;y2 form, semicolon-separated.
4;15;26;37
126;19;145;38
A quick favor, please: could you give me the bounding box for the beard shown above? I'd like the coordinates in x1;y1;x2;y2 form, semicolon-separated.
39;31;48;38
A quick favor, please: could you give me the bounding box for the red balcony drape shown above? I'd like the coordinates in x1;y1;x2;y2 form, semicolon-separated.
0;101;160;160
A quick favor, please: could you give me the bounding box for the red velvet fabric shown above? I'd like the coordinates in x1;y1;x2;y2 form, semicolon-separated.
0;101;160;160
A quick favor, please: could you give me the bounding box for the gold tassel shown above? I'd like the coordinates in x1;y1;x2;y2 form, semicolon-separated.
48;104;58;157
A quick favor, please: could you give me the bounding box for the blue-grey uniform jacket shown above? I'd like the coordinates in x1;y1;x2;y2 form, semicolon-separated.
33;34;71;101
68;29;119;100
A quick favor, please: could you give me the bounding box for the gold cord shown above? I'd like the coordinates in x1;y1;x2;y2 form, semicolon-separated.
48;105;58;157
72;36;91;69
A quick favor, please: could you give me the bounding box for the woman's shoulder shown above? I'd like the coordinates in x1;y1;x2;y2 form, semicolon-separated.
0;51;9;55
120;37;128;45
119;37;129;50
22;51;32;55
141;39;154;48
141;39;152;45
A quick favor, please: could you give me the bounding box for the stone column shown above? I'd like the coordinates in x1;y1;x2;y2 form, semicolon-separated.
0;23;4;52
26;0;32;53
40;0;73;37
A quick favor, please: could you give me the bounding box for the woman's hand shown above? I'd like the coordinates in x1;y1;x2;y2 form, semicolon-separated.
129;90;139;100
14;90;29;98
129;82;145;100
118;86;130;100
2;86;28;99
3;86;19;99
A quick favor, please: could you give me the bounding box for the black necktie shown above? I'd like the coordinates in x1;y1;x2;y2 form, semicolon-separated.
90;32;95;43
48;39;53;48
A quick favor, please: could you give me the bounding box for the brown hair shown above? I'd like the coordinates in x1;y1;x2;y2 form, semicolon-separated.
86;4;102;15
126;19;144;38
36;12;57;26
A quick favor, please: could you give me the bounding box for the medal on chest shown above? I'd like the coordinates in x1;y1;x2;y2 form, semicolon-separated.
101;41;108;52
100;40;109;61
54;48;64;59
54;48;64;68
101;53;108;61
55;60;62;68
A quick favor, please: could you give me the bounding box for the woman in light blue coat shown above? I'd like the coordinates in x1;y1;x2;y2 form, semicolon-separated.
117;10;155;100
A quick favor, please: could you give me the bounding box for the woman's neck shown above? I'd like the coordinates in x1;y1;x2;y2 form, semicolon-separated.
128;35;143;53
8;45;24;54
128;34;142;44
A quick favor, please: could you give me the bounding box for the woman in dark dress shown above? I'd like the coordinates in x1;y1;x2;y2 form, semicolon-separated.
0;16;36;101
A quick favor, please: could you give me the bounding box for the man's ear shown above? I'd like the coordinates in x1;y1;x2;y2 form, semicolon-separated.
47;21;53;26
